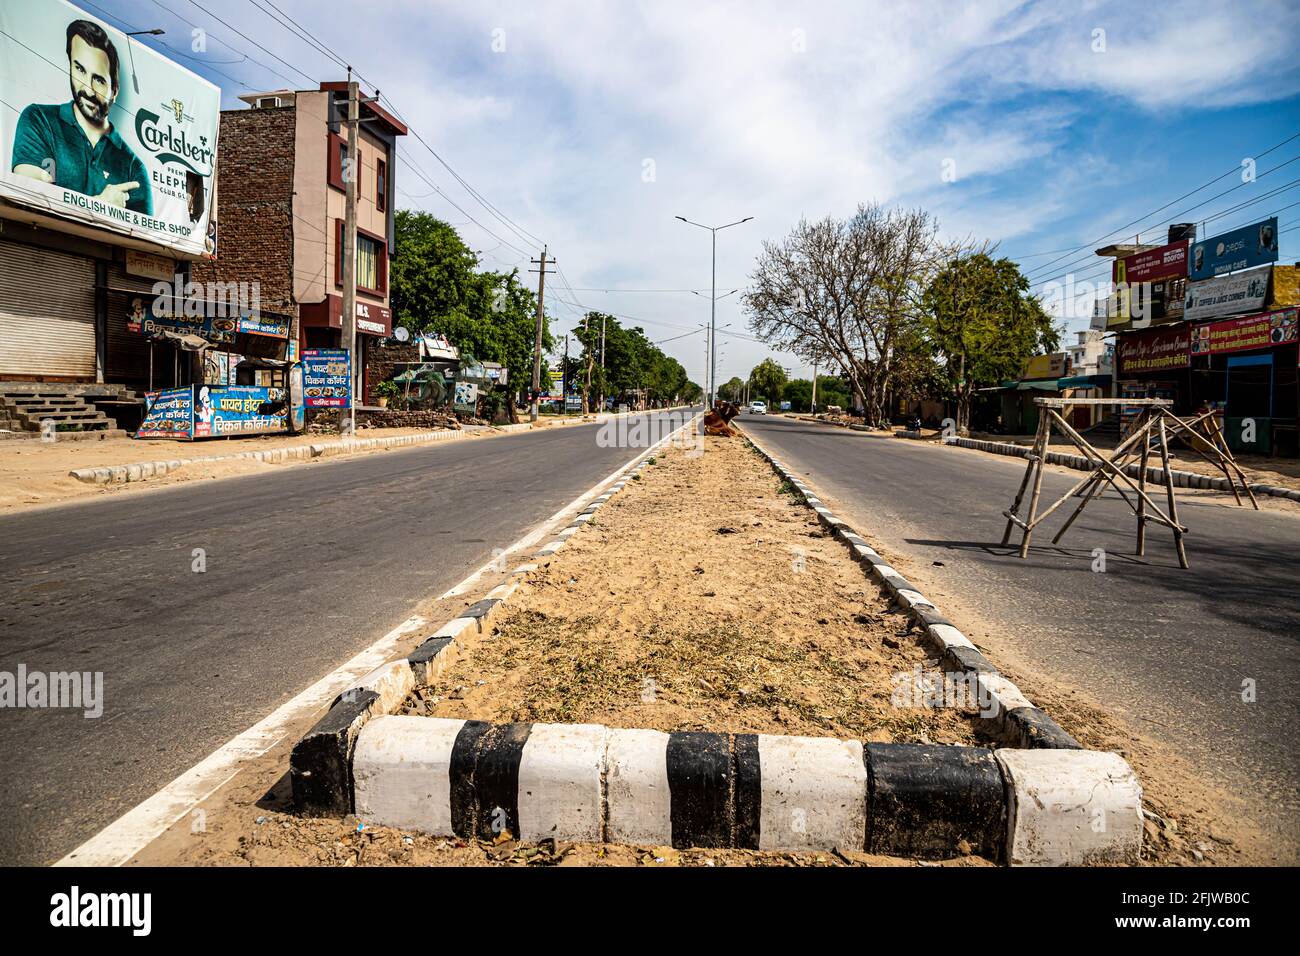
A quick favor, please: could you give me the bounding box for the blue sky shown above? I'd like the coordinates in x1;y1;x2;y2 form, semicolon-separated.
90;0;1300;387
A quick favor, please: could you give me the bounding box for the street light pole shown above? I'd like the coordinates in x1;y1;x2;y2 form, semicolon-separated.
675;215;752;408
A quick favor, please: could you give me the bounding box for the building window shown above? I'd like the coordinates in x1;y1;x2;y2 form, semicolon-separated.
376;158;387;212
335;219;388;296
328;135;361;194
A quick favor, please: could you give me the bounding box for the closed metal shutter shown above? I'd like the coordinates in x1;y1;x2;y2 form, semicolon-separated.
0;239;97;379
105;263;158;390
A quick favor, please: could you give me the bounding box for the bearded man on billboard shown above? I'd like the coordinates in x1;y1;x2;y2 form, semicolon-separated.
10;18;153;215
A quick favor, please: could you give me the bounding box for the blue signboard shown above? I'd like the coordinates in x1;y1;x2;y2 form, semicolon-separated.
137;386;194;439
194;385;288;437
1188;217;1279;281
302;350;352;408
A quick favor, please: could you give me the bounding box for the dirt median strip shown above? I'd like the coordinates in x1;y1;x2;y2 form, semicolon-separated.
404;434;993;744
343;433;1140;864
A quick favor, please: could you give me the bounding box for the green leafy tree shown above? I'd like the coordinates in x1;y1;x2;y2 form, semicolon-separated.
390;210;552;420
748;358;787;404
922;250;1057;434
718;376;746;402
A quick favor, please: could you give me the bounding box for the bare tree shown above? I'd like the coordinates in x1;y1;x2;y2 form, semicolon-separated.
743;203;938;426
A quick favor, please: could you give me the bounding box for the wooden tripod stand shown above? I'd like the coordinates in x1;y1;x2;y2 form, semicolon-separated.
999;397;1218;569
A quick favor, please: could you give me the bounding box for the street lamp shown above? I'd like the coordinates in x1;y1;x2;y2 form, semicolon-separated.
676;215;752;407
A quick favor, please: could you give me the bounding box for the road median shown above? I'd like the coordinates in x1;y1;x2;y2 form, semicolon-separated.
284;424;1142;865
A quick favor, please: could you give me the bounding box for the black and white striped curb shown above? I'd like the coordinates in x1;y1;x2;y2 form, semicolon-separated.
739;425;1082;752
68;407;696;486
946;436;1300;502
350;715;1142;865
291;413;703;816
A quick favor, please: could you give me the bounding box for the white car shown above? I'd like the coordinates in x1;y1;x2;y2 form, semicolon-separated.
748;401;767;415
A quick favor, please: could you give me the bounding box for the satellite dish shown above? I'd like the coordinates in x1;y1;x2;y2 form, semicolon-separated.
394;326;410;342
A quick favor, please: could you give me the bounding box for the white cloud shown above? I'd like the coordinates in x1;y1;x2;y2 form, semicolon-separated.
157;0;1300;384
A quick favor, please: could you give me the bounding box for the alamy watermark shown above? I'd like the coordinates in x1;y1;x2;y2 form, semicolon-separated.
890;664;995;717
0;664;103;718
596;413;703;457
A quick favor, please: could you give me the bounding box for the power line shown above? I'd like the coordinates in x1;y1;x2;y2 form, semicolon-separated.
1024;130;1300;284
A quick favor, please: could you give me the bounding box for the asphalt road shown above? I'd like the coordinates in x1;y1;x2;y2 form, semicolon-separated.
742;414;1300;846
0;410;695;866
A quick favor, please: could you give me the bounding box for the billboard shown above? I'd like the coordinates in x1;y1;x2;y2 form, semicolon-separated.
1116;325;1190;377
1120;239;1188;284
0;0;220;258
1184;266;1271;322
1188;218;1278;281
1190;308;1298;356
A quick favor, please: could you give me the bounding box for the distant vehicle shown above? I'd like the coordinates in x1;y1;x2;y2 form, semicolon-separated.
748;400;767;415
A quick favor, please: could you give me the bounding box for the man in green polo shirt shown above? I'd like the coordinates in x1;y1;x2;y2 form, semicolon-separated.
10;18;152;216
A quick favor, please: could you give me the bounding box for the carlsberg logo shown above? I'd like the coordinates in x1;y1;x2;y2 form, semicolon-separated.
134;108;214;175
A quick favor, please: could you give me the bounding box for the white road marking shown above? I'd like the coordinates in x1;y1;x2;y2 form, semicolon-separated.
54;415;692;868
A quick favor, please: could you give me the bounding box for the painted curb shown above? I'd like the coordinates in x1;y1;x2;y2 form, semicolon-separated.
349;715;1141;864
291;412;703;815
739;423;1081;752
945;436;1300;503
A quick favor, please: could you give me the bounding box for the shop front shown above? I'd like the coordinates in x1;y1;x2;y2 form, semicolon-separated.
136;299;302;439
1188;308;1299;456
298;294;392;404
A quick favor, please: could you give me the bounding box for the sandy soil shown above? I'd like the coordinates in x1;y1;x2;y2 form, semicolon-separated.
0;426;470;514
405;435;993;745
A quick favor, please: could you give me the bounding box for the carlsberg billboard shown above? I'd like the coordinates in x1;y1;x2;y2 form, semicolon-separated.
0;0;220;257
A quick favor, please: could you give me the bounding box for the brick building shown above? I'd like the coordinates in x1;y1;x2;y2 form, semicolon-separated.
193;82;407;401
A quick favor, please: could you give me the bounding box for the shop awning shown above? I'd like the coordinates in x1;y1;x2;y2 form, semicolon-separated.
1058;374;1113;389
1009;379;1065;391
154;330;212;352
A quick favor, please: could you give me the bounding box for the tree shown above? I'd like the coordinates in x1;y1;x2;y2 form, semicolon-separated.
744;203;939;427
572;312;692;410
921;247;1058;435
390;210;552;420
718;376;745;402
749;358;787;404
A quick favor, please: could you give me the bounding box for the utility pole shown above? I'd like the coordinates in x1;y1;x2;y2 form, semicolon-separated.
528;246;553;423
562;333;569;417
340;73;359;437
811;355;818;414
583;313;593;414
599;313;606;412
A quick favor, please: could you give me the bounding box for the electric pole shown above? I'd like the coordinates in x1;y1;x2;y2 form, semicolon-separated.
599;313;606;412
340;73;359;436
811;355;818;415
562;333;569;417
529;247;553;423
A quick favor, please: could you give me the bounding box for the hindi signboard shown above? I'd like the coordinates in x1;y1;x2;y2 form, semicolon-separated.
1190;308;1299;356
302;349;351;408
